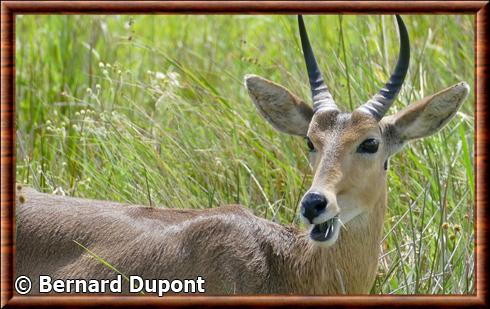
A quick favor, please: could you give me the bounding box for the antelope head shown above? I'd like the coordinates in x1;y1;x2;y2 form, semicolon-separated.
245;15;469;247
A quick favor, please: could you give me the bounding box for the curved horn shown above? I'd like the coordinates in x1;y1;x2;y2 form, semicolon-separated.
298;15;337;113
357;15;410;120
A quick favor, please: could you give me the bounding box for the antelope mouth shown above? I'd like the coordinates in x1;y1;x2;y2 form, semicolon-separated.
310;215;340;243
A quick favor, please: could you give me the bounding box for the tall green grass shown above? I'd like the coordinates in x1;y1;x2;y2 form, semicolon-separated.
15;15;474;294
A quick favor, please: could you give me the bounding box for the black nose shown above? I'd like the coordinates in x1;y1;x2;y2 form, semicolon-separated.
301;192;328;224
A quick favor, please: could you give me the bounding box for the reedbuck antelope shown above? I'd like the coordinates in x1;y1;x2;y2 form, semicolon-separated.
16;15;469;295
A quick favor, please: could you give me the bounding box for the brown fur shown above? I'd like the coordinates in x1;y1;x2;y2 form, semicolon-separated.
16;185;384;295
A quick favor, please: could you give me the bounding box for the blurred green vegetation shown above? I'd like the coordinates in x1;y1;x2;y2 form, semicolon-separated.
15;15;474;294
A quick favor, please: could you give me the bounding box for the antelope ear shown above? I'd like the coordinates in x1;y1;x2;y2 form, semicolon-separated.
382;82;470;152
245;74;313;136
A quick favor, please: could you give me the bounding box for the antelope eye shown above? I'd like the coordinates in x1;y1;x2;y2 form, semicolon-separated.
306;137;315;152
357;138;379;154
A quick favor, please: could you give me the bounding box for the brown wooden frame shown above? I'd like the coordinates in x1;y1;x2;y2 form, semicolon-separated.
1;1;488;308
